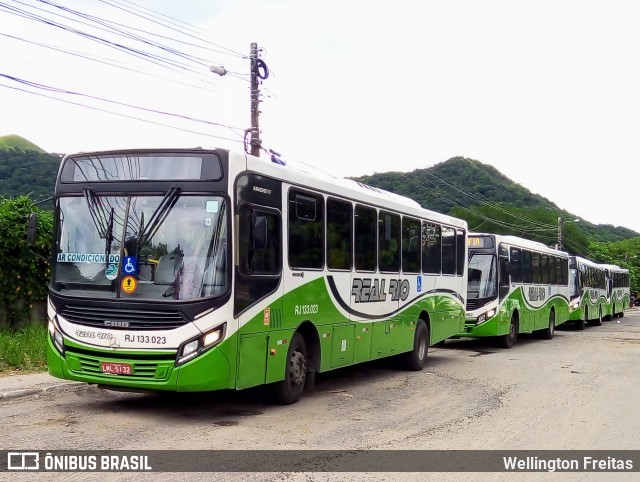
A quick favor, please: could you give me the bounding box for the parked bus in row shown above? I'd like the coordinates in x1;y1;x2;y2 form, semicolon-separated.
39;148;469;404
599;264;630;319
568;256;610;329
460;234;570;348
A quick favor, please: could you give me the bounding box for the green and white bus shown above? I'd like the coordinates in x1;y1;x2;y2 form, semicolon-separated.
599;264;630;319
43;148;468;404
568;256;610;329
460;233;570;348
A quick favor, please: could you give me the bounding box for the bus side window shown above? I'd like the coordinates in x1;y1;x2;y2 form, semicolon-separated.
522;250;532;283
378;211;400;273
401;216;421;274
289;190;324;269
239;207;281;275
354;205;377;272
456;229;466;276
510;248;522;283
441;227;456;275
327;198;352;270
422;222;441;274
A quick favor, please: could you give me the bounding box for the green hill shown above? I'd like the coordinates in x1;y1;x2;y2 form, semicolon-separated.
0;134;45;153
0;150;60;203
353;156;638;248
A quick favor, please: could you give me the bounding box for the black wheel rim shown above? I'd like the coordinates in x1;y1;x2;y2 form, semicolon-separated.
288;349;306;389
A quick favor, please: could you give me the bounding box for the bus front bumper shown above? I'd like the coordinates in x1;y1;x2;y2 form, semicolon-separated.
47;337;231;392
459;316;508;338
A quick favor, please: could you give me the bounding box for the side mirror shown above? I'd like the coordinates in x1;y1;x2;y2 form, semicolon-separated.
27;213;37;247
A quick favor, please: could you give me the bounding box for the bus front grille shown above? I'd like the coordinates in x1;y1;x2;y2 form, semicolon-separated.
60;305;187;330
66;350;173;381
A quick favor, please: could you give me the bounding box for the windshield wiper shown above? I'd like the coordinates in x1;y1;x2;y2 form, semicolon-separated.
105;207;115;262
83;188;109;238
138;186;181;246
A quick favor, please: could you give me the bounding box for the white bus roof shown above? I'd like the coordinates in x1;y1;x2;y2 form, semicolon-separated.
599;263;629;274
470;232;568;257
244;151;467;229
572;256;608;269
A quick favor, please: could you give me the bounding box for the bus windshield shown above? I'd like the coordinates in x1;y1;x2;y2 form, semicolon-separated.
569;269;580;297
52;194;227;301
467;253;497;300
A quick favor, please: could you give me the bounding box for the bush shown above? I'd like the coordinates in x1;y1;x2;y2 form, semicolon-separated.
0;196;53;326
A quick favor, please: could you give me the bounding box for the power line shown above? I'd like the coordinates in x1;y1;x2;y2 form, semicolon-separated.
0;80;243;144
0;32;223;94
98;0;246;57
0;72;243;131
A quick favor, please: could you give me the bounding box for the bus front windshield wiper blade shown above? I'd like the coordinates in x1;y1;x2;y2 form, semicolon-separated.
83;187;110;238
138;186;181;246
105;207;115;262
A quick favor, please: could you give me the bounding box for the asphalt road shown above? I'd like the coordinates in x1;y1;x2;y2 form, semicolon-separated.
2;309;640;481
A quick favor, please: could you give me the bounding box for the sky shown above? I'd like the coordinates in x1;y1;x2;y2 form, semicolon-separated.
1;0;639;234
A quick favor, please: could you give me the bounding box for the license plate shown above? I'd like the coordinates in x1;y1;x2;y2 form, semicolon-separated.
101;362;132;375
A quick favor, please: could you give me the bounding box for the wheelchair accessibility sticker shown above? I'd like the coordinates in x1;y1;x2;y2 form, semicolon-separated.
122;256;137;275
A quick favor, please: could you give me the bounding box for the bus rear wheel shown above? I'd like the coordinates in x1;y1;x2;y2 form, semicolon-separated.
273;332;307;405
401;320;429;371
540;309;555;340
593;307;603;326
497;317;518;349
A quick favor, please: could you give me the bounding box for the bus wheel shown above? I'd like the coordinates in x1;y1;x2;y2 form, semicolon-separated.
497;317;518;349
401;320;429;371
592;307;603;326
575;317;585;330
540;309;555;340
620;309;625;318
274;332;307;405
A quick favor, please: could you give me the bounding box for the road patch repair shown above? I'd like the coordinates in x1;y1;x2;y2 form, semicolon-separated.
0;372;84;402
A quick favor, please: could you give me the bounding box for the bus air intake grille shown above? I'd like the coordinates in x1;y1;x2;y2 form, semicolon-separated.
60;305;187;330
466;299;484;311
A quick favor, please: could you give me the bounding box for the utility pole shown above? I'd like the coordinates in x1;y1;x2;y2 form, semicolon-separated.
249;42;261;157
556;217;579;251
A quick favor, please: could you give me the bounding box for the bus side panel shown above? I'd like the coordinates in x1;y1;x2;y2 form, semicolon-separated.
237;334;268;389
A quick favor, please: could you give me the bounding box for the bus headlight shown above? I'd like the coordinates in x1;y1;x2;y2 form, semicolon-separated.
570;300;580;310
48;318;65;355
477;309;496;325
176;323;227;366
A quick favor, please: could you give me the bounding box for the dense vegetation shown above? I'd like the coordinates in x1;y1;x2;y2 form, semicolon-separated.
0;196;53;327
0;149;60;203
355;157;638;243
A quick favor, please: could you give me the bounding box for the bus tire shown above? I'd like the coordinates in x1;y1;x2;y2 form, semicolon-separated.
497;317;518;349
593;307;603;327
620;309;625;318
575;318;585;330
401;320;429;371
540;309;555;340
273;332;307;405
